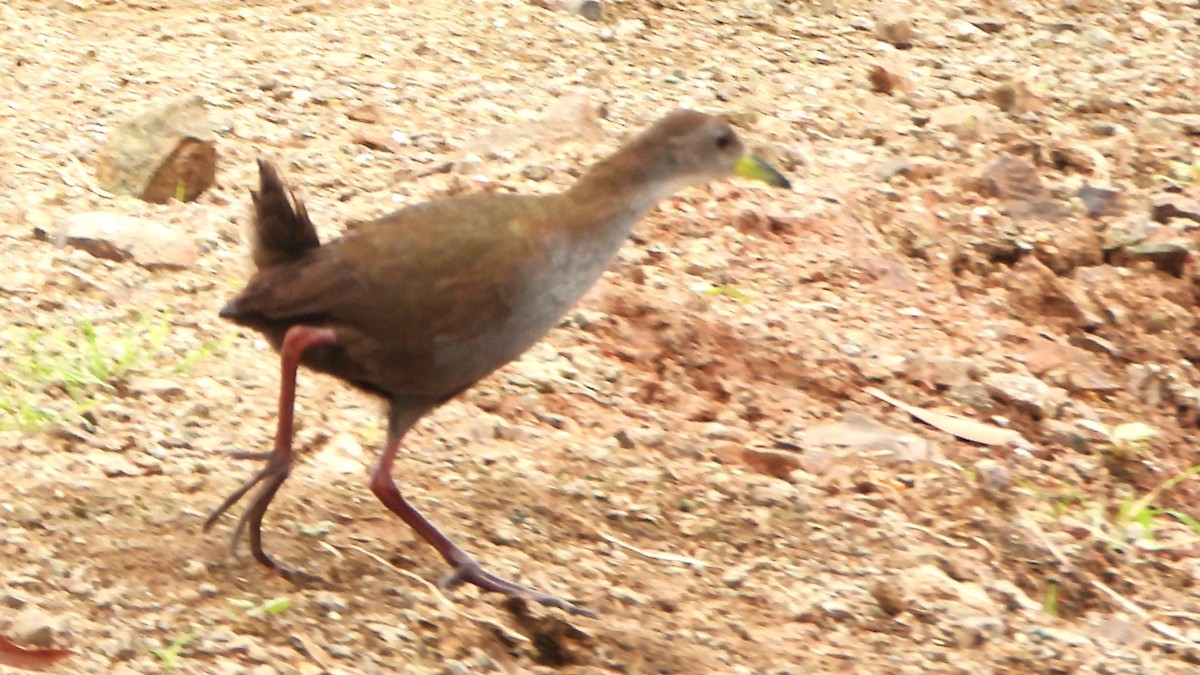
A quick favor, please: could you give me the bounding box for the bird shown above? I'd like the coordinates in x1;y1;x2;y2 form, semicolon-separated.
204;109;791;616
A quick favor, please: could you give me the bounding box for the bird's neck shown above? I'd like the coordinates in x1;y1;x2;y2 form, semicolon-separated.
564;142;685;237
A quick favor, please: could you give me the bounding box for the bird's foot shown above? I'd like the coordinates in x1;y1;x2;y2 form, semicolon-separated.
439;557;595;617
202;454;290;535
203;454;319;583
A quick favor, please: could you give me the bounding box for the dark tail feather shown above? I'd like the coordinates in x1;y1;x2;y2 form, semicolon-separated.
248;159;320;269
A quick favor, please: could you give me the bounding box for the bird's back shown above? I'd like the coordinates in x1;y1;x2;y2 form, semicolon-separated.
224;174;595;400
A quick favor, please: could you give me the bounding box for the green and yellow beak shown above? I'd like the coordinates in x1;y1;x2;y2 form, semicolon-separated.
736;154;791;189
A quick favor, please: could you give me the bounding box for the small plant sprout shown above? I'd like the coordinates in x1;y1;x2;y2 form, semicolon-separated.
1043;580;1060;617
1115;464;1200;543
246;596;293;618
1047;421;1200;548
703;284;753;301
0;313;227;434
149;628;200;670
228;596;293;620
1165;159;1200;183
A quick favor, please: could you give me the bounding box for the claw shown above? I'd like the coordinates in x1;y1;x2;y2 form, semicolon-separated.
439;556;595;617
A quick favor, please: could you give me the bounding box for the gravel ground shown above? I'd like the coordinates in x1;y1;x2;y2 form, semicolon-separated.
2;0;1200;673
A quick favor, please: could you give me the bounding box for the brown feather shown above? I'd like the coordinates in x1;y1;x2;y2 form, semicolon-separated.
247;159;320;269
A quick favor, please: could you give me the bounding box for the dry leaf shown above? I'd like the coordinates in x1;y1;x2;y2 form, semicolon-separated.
0;635;72;671
865;387;1025;446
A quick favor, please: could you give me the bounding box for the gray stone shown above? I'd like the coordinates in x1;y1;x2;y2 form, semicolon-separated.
874;157;911;180
954;616;1005;647
906;355;977;388
328;643;355;659
610;586;649;606
529;0;602;21
875;14;915;48
818;600;855;621
521;164;552;181
973;459;1012;492
470;648;501;671
967;17;1006;34
1126;364;1170;406
1123;241;1191;276
979;156;1045;201
181;560;206;578
947;382;995;410
1041;419;1089;452
949;19;987;42
9;607;61;648
748;479;801;508
1077;183;1121;218
722;563;755;589
313;590;349;615
983;372;1067;419
1082;26;1114;49
1026;626;1094;648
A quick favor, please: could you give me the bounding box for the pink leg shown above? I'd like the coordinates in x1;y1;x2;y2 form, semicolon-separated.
204;325;338;577
369;402;593;616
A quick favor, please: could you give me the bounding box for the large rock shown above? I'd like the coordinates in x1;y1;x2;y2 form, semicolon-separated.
94;94;217;203
1150;193;1200;225
977;155;1067;220
49;211;198;270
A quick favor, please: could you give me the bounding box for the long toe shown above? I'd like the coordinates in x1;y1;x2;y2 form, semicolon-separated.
235;467;291;566
203;458;291;531
439;559;595;617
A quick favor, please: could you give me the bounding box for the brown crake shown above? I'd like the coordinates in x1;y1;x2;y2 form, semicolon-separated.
206;109;790;615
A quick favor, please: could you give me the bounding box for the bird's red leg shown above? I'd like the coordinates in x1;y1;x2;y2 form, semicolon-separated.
369;402;594;616
204;325;338;577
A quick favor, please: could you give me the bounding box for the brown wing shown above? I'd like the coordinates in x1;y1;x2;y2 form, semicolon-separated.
222;192;561;397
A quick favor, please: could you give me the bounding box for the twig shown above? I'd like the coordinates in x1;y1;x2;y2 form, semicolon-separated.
1088;578;1146;619
1021;518;1068;566
1146;637;1200;652
61;267;107;291
1084;580;1198;646
13;148;112;198
901;522;970;549
344;543;455;611
1162;612;1200;624
558;377;607;405
1147;619;1199;648
551;508;713;569
866;386;1024;446
342;543;529;644
598;531;710;568
65;152;114;198
293;632;332;671
1026;520;1200;649
970;536;998;562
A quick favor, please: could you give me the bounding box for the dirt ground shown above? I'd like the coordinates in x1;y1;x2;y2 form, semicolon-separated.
2;0;1200;673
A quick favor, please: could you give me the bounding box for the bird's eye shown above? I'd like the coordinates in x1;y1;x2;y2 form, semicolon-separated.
715;130;734;149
